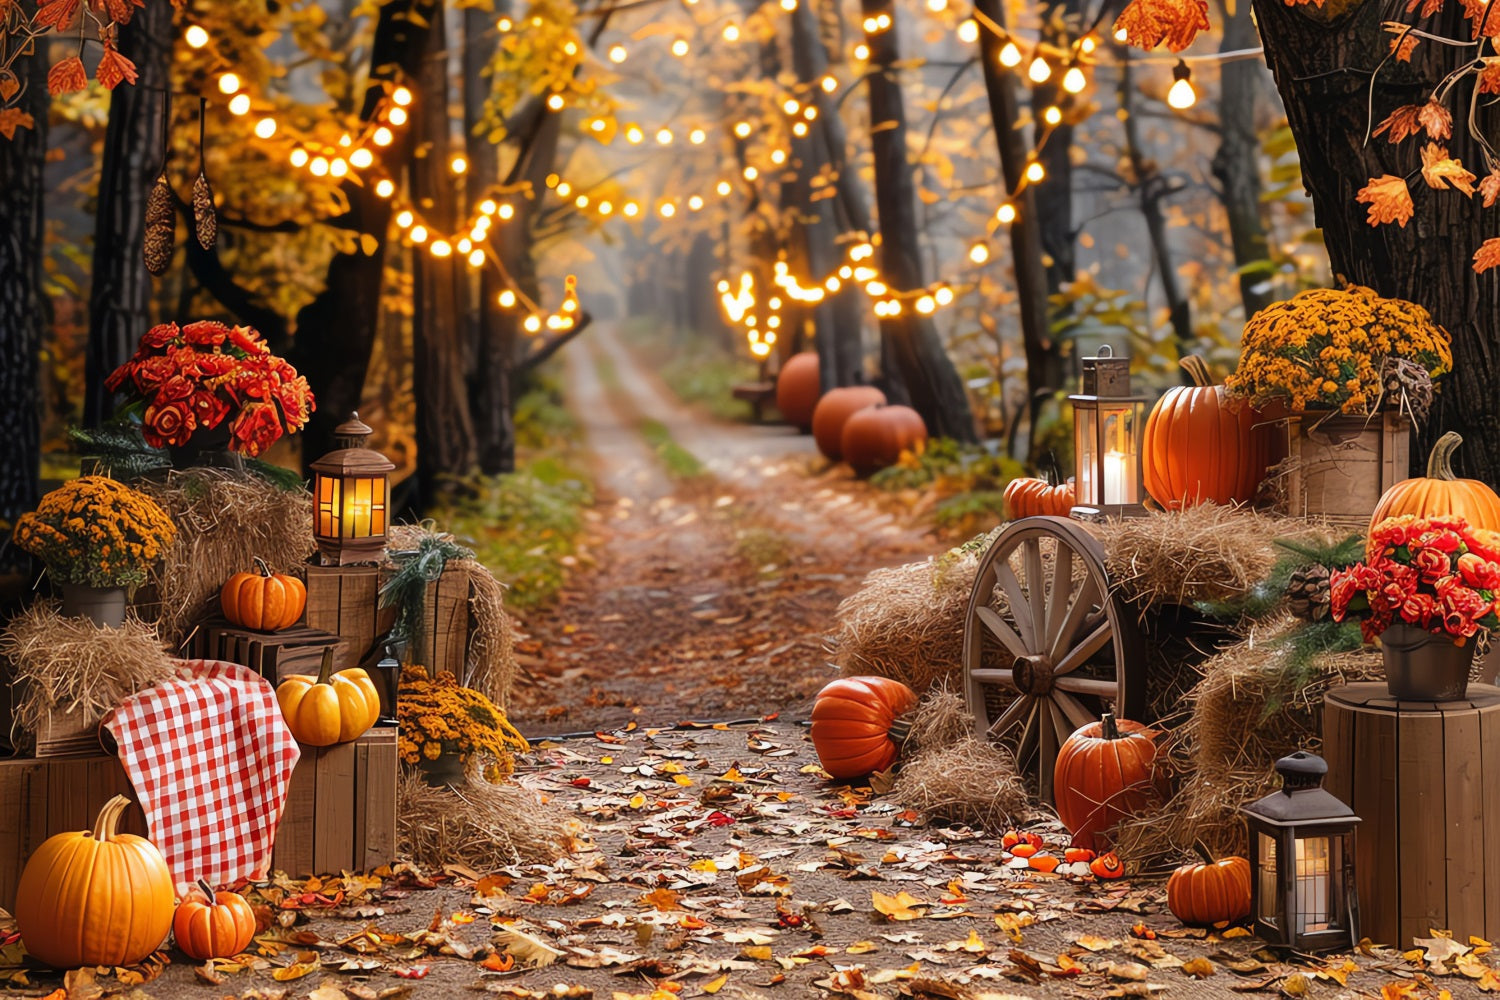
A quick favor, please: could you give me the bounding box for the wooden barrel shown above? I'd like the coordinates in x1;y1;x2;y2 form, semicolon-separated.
1323;683;1500;947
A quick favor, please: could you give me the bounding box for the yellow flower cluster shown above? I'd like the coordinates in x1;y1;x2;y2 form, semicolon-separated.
12;476;176;592
1225;285;1452;416
396;667;529;780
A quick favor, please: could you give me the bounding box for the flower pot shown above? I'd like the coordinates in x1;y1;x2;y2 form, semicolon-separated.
58;584;128;629
415;752;467;788
1380;622;1476;700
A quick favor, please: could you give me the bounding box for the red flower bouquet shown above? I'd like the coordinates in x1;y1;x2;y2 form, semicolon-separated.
105;321;315;457
1331;514;1500;645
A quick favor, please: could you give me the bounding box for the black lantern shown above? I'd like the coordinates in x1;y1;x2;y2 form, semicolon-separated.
1240;752;1361;952
1068;345;1148;518
310;413;395;566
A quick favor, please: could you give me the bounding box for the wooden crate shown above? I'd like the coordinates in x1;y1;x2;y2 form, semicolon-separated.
189;620;349;684
1283;413;1410;530
1323;683;1500;946
305;563;470;676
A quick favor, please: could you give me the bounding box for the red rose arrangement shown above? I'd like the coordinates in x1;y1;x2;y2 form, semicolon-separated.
1331;514;1500;645
104;321;315;457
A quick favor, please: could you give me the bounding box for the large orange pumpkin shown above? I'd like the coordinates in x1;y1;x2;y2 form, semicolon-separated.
809;676;917;779
276;648;381;746
173;879;257;960
1368;432;1500;554
1052;712;1164;850
15;795;175;969
1004;477;1076;518
1166;844;1251;925
220;558;306;631
842;405;928;476
812;386;886;460
775;352;821;432
1143;355;1272;510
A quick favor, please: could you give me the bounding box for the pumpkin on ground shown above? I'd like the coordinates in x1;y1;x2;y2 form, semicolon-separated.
276;648;381;746
1166;843;1252;925
775;352;821;432
1368;432;1500;554
812;386;886;461
15;795;175;969
220;558;307;631
1090;852;1126;879
1143;355;1272;510
842;405;928;476
1052;712;1164;850
1004;476;1076;518
173;880;257;960
809;676;917;779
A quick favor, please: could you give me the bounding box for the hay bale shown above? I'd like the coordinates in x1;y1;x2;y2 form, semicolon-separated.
892;737;1031;830
397;772;578;869
903;687;974;753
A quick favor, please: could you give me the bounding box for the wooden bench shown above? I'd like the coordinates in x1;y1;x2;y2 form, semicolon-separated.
732;381;777;422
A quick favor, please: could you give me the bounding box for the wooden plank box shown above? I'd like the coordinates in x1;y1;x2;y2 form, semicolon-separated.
305;563;470;676
1283;412;1410;530
189;620;349;685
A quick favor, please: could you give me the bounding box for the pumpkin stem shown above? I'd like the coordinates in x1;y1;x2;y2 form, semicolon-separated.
1426;431;1464;481
197;878;217;902
315;646;336;685
1099;711;1121;740
888;711;913;750
1191;838;1216;865
91;794;130;842
1178;355;1215;388
253;556;273;577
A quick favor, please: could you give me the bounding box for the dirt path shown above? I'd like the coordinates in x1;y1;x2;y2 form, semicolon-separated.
508;325;937;735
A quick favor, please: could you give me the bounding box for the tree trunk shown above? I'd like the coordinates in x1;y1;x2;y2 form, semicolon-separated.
858;0;975;441
295;0;438;469
1029;0;1079;295
0;4;47;563
1251;0;1500;478
85;0;173;425
973;0;1061;449
1212;0;1273;318
410;0;476;505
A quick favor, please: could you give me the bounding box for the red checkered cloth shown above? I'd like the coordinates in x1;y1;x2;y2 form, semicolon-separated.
105;659;301;890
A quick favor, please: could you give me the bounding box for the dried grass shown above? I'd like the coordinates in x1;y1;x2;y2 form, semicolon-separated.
0;602;176;748
397;771;577;869
1095;503;1286;611
903;686;974;753
892;737;1031;831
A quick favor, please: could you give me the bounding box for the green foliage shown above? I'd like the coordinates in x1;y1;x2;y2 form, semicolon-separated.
627;321;760;423
513;372;581;451
380;530;476;660
933;490;1008;535
868;438;1024;493
1197;533;1364;623
733;525;792;571
639;418;706;481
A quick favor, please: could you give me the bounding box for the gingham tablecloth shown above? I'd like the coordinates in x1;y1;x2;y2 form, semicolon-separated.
104;659;301;890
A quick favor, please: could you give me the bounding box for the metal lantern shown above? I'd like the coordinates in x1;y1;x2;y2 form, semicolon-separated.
310;412;395;566
1068;345;1148;518
1241;751;1361;952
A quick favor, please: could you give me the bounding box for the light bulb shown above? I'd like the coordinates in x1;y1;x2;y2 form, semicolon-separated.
556;181;572;197
935;286;954;305
184;25;209;48
373;126;394;146
862;16;879;32
997;202;1017;224
656;127;673;144
329;157;348;177
575;194;589;208
743;166;759;180
392;87;412;107
854;43;869;60
770;149;787;164
290;147;309;167
589;118;606;133
688;195;704;210
499;290;517;307
608;44;628;63
623;201;640;216
1114;26;1129;42
1168;62;1196;109
866;280;888;296
767;315;781;329
396;210;414;228
431;240;452;257
388;106;408;126
968;241;990;264
254;117;276;139
498;17;513;30
547;94;565;110
1028;57;1051;83
803;106;818;120
524;315;542;333
1062;66;1086;93
410;225;427;243
564;41;578;55
927;0;947;9
546;173;560;188
1025;160;1045;183
916;295;936;314
780;0;797;9
218;72;240;95
839;265;853;279
1043;105;1062;126
468;249;485;267
999;41;1022;67
310;156;329;177
480;199;497;215
821;75;838;93
451;155;467;174
734;121;752;138
793;122;808;137
350;148;374;169
723;23;740;40
716;181;732;196
458;238;472;253
957;20;978;43
626;124;644;143
672;39;690;57
783;98;800;115
375;178;395;198
1080;35;1098;53
826;276;841;291
660;202;676;217
690;128;707;144
498;203;515;220
599;200;614;214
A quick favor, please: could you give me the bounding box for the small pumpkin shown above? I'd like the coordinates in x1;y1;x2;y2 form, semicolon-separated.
812;386;887;460
1166;842;1251;926
775;352;822;432
1001;830;1043;852
1004;476;1076;519
1028;854;1061;873
1053;712;1164;850
1064;847;1096;864
276;648;381;747
1143;355;1272;510
220;557;307;631
809;675;917;779
1090;853;1126;879
15;795;175;969
173;879;256;961
841;404;928;476
1368;432;1500;555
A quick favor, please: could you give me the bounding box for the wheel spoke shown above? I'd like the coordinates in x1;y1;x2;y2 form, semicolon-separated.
1014;698;1039;764
1053;689;1099;731
1055;674;1120;697
1047;572;1100;663
995;561;1037;650
1024;538;1047;643
1049;699;1075;754
1048;545;1074;650
1039;698;1058;802
986;692;1032;740
1053;620;1114;677
975;606;1029;662
969;667;1016;685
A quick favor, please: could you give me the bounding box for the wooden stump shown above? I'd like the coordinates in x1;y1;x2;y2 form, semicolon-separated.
1323;683;1500;947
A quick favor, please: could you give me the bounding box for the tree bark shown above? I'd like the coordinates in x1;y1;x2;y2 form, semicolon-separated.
1212;0;1273;318
858;0;976;441
85;0;173;425
0;4;47;564
1251;0;1500;478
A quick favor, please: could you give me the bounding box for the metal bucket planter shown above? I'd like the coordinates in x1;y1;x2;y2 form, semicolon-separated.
1381;622;1475;701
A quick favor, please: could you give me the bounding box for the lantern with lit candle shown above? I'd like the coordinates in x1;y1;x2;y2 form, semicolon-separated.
1069;345;1148;518
1240;752;1361;952
310;413;395;566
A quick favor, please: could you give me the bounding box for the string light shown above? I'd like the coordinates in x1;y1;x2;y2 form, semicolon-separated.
608;44;628;63
468;248;485;267
218;73;240;95
1113;26;1129;42
547;94;565;111
999;41;1022;67
660;202;676;217
388;106;408;126
376;178;395;198
498;203;515;220
656;127;673;144
329;157;348;177
996;202;1017;224
969;241;990;263
310;156;329;176
688;195;704;210
743;165;759;180
671;39;690;57
397;210;414;228
957;20;979;43
1025;160;1045;183
1028;57;1051;83
722;23;740;40
689;128;707;144
184;24;209;48
1062;66;1087;93
1168;60;1197;109
499;290;517;307
431;239;452;257
227;93;250;115
350;147;374;168
451;155;467;174
373;126;393;146
626;124;644;143
853;43;869;60
254;117;276;139
793;121;809;137
409;224;428;243
290;147;310;167
624;201;640;216
524;315;542;333
821;75;838;93
1043;106;1062;126
716;181;732;196
734;121;752;138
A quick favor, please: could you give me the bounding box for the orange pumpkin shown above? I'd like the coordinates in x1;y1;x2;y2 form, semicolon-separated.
842;405;928;476
1004;477;1076;518
775;352;821;432
1368;432;1500;555
1166;844;1251;925
173;879;257;961
1143;355;1272;510
1053;712;1164;850
1064;847;1096;864
220;558;306;631
1028;854;1061;873
15;795;175;969
812;386;886;460
809;675;917;779
1090;853;1126;879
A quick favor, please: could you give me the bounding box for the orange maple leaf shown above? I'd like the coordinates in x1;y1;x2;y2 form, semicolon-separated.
1111;0;1210;52
1373;105;1424;143
1357;174;1415;227
1406;0;1444;15
90;0;143;23
1461;0;1500;34
0;106;34;140
1482;170;1500;207
32;0;78;29
96;44;138;89
1421;143;1477;195
1417;99;1452;139
1474;238;1500;273
46;55;86;95
1389;30;1420;60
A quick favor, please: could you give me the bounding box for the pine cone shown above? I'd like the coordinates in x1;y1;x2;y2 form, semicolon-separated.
1286;563;1332;622
192;170;217;251
144;172;175;275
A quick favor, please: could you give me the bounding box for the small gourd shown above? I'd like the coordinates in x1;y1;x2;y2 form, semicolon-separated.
275;648;380;746
173;879;257;961
1166;841;1252;925
808;676;917;779
221;558;307;631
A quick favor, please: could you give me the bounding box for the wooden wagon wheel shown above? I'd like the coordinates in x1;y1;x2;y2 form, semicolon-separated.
962;515;1145;803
